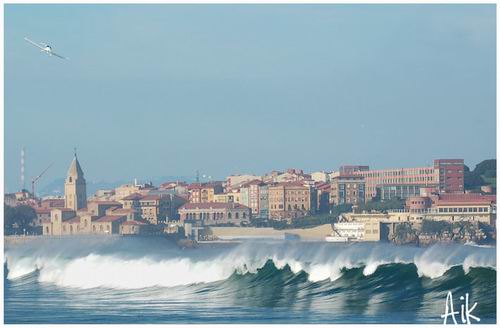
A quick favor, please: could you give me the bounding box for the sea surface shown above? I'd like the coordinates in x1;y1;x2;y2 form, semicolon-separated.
4;236;497;324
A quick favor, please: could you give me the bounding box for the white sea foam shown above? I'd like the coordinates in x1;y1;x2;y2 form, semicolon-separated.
5;238;496;289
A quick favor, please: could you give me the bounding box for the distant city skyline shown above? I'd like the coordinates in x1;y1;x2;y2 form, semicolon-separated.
5;4;496;192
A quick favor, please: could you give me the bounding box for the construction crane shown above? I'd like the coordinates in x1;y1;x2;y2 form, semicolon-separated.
31;163;53;198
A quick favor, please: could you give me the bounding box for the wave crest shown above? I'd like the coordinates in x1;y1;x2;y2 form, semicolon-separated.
5;238;496;289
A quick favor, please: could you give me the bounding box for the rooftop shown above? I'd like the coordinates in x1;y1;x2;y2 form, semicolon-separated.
180;202;250;210
122;193;143;201
121;220;149;226
94;215;127;223
89;200;122;206
434;193;496;206
64;216;81;224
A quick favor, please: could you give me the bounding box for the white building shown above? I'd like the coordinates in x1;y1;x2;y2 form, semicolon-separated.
311;171;330;183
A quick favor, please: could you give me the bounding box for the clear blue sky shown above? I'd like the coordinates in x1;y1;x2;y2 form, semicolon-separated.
4;4;496;192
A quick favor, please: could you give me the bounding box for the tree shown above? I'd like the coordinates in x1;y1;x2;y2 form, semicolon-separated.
4;204;37;235
4;205;16;234
464;165;485;190
473;159;496;176
357;198;405;212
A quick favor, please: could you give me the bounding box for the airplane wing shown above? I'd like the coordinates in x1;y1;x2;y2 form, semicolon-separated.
51;52;69;60
24;37;45;50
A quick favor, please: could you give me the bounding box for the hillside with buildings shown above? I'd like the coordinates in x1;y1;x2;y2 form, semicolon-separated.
4;155;497;246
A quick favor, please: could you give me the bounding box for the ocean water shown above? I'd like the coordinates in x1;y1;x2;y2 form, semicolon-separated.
4;236;497;324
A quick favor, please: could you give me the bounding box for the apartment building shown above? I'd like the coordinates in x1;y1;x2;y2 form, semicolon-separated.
268;182;313;221
330;175;365;206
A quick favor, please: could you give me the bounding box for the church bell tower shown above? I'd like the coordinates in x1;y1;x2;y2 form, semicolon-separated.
64;150;87;211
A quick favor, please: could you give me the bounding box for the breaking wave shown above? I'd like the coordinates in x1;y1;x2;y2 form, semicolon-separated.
4;237;496;324
5;237;496;290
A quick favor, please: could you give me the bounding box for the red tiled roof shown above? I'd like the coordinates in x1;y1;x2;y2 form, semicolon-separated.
315;182;331;191
122;193;143;201
334;174;365;179
140;194;163;201
89;200;122;206
239;179;264;188
187;183;203;190
56;208;76;212
270;181;308;188
187;182;223;190
160;181;187;187
64;216;81;223
121;220;149;226
180;202;250;210
435;193;496;206
41;199;65;208
94;215;127;223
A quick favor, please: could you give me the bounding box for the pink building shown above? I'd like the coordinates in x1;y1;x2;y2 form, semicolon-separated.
345;159;464;201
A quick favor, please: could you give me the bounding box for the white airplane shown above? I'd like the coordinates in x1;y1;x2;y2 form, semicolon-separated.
24;37;69;60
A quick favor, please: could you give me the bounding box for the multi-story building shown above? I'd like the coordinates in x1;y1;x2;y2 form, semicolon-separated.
226;175;261;190
352;166;435;201
339;165;369;175
330;175;365;206
159;181;189;198
344;159;465;201
91;215;127;235
40;198;65;209
434;159;465;193
239;180;265;216
91;189;115;201
113;181;154;201
213;193;234;203
137;194;186;224
258;185;269;219
311;171;330;183
263;169;310;184
315;182;331;213
268;182;313;220
120;193;143;209
187;182;223;203
178;202;251;226
228;191;242;204
114;184;141;200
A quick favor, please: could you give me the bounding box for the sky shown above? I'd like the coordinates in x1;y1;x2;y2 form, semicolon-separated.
4;4;496;192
